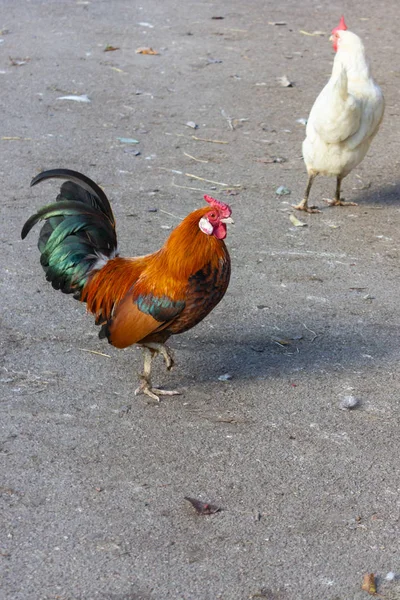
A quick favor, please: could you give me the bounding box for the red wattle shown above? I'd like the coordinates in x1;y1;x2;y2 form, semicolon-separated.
213;223;227;240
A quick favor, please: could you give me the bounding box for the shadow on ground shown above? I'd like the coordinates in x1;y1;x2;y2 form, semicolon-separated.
175;321;400;383
352;180;400;206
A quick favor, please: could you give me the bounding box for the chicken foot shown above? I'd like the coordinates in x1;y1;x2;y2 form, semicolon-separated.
293;174;321;213
324;176;358;207
135;344;181;402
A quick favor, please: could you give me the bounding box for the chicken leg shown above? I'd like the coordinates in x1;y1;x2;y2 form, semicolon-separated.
135;343;181;401
324;176;358;207
293;174;321;213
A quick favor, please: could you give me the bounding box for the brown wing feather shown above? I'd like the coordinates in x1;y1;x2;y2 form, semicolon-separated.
106;295;168;348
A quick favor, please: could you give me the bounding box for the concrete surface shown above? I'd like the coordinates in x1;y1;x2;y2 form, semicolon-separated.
2;1;400;599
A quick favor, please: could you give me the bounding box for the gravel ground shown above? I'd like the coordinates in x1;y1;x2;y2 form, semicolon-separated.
2;1;400;599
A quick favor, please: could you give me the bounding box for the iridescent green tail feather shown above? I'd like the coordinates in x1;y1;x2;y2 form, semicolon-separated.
21;169;118;298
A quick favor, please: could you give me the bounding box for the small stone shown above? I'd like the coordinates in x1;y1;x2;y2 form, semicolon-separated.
339;395;359;410
276;186;291;196
218;373;232;381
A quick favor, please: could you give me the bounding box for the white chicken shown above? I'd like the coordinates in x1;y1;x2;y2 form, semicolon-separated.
295;16;384;213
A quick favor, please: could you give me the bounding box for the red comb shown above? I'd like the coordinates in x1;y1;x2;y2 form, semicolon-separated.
331;15;347;34
204;194;231;217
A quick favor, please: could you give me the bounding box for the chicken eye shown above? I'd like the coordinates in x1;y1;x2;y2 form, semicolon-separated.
209;212;216;219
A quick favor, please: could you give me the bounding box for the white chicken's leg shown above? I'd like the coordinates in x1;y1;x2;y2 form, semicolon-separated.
135;344;180;402
294;174;321;213
325;176;358;207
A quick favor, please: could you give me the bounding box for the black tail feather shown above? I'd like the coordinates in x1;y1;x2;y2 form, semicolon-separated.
30;169;115;224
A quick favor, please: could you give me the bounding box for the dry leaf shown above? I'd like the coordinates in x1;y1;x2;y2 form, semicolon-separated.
257;157;275;164
9;56;30;66
184;497;221;515
361;573;377;595
104;44;120;52
259;156;286;164
290;214;307;227
278;75;293;87
135;47;159;55
273;338;292;346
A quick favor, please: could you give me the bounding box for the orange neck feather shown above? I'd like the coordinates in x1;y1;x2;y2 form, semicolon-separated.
157;207;228;278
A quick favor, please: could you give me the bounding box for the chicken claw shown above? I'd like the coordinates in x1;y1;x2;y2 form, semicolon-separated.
293;199;321;214
135;379;181;402
324;197;358;207
135;344;180;401
157;344;175;371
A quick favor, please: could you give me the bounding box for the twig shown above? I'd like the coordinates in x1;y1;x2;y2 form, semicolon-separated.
219;185;242;191
164;132;186;138
109;66;128;74
158;167;183;174
1;136;32;141
159;208;183;221
172;180;211;193
221;109;235;131
299;29;326;36
185;173;228;186
191;135;229;144
183;152;209;163
161;167;239;188
303;323;318;342
79;348;111;358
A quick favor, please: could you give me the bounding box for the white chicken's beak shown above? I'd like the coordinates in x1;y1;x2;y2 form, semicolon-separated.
221;216;234;224
329;35;334;41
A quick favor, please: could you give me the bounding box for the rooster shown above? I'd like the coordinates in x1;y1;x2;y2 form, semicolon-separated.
21;169;233;401
294;16;384;213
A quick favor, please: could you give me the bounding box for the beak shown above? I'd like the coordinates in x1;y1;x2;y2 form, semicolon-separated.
221;216;234;224
329;35;334;41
